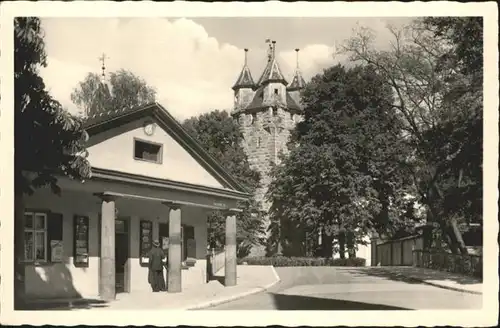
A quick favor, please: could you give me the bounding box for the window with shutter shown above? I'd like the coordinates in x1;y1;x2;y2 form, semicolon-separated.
24;211;48;263
24;211;63;263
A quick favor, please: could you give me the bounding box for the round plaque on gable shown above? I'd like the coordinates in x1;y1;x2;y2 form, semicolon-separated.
143;121;156;136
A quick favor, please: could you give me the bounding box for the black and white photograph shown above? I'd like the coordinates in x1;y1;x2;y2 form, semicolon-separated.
0;1;497;327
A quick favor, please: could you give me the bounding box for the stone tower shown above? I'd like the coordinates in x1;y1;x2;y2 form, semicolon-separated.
232;41;306;255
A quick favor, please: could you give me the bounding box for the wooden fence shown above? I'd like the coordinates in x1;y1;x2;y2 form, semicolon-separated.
412;250;482;279
375;235;423;266
374;235;483;279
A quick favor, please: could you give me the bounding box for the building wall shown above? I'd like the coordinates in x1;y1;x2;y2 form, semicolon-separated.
235;88;255;110
87;116;226;190
262;83;287;104
23;187;209;299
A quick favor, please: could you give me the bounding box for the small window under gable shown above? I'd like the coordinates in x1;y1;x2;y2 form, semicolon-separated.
134;138;163;164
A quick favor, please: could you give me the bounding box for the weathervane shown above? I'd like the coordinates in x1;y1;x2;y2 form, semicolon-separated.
265;38;274;61
98;53;109;80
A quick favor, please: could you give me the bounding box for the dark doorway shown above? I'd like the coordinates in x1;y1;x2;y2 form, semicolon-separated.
115;219;129;293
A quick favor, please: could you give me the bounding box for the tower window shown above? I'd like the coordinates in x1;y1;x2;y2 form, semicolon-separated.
274;88;279;95
257;137;262;147
134;138;163;164
251;113;257;124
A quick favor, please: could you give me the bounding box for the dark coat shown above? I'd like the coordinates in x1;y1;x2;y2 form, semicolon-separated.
148;246;165;271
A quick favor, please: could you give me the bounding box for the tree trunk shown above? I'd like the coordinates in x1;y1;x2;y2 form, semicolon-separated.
338;232;346;259
347;231;356;258
14;191;25;309
431;182;468;255
322;233;334;258
444;227;460;254
450;218;468;255
444;221;467;255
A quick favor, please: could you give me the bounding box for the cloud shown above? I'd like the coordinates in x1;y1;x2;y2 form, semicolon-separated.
279;44;340;80
39;18;340;121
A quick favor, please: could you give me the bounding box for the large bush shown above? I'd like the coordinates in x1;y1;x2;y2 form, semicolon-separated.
238;256;366;267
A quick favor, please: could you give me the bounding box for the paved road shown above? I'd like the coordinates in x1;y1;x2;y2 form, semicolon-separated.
205;267;482;310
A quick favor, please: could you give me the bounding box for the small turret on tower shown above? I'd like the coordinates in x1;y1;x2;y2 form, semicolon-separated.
256;40;288;106
232;48;256;111
256;40;288;87
287;48;306;107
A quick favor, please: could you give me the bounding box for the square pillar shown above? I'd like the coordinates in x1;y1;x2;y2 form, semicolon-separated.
165;203;182;293
224;210;238;287
99;194;116;301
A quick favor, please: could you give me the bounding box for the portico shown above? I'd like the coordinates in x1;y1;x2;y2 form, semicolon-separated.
95;190;240;300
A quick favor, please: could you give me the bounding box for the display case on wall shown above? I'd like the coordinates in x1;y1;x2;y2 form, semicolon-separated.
73;215;89;267
139;220;153;266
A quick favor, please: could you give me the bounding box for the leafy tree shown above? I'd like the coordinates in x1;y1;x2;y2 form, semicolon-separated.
14;17;91;307
422;17;483;223
341;17;482;254
71;69;157;116
266;64;414;258
182;110;264;258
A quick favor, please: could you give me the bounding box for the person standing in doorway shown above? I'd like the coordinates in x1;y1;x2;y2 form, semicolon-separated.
148;240;166;292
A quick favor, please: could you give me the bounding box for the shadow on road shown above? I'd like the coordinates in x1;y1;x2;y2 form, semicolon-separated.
20;298;108;311
343;267;481;285
270;293;410;310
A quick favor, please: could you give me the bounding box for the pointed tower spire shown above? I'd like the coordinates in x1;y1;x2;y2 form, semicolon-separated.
232;48;256;91
295;48;300;69
288;48;306;91
257;40;288;86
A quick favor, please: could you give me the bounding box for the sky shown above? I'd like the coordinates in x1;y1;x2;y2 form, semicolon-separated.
39;17;412;121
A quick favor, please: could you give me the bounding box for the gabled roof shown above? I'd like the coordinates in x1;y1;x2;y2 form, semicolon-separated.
83;103;249;194
232;65;255;91
256;57;288;86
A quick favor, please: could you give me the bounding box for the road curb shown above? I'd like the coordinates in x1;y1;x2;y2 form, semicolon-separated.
185;266;281;310
410;278;482;295
373;269;482;295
